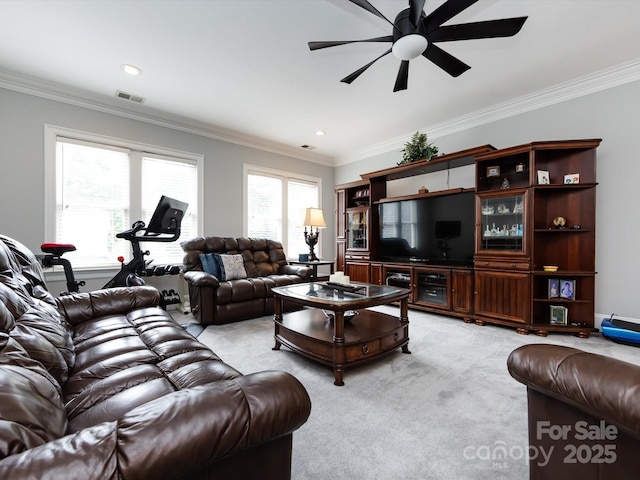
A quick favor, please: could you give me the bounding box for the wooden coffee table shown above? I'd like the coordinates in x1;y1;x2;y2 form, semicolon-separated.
271;282;411;386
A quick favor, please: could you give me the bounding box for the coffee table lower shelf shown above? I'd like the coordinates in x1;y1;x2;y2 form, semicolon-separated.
273;308;410;386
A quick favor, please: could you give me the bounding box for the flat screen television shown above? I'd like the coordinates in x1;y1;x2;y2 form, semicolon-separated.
377;191;475;266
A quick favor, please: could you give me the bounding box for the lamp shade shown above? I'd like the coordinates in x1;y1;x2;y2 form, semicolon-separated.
303;207;327;228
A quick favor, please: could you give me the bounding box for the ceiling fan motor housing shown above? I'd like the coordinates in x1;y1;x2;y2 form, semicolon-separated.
393;8;425;41
392;9;428;60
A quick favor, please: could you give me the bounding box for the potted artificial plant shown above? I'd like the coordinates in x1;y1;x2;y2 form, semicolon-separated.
398;131;439;165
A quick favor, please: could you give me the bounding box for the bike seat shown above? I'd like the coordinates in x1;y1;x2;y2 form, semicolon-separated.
41;243;76;256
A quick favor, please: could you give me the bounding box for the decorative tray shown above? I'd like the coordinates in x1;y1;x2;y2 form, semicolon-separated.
322;281;365;293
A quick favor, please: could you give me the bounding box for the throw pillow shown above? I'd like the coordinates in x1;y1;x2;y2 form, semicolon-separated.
216;254;247;281
199;253;221;278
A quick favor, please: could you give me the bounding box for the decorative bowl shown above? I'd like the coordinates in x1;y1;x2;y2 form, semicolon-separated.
543;265;558;272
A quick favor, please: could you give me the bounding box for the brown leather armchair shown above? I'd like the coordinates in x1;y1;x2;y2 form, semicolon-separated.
0;234;311;479
508;344;640;480
181;237;312;325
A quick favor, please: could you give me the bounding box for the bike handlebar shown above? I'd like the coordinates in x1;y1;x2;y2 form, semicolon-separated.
115;221;180;243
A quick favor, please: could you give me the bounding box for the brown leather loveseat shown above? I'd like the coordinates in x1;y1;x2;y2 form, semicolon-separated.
508;344;640;479
0;234;311;479
181;237;311;325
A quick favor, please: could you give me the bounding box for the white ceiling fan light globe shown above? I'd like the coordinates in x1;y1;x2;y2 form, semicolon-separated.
392;34;428;61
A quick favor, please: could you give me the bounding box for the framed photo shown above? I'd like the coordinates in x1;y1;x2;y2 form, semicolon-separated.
560;279;575;300
537;170;550;184
548;278;559;298
550;305;568;325
564;173;580;184
486;166;501;177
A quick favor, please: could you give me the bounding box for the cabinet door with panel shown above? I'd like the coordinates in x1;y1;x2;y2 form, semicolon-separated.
345;261;370;283
370;263;383;285
451;269;473;316
473;269;530;328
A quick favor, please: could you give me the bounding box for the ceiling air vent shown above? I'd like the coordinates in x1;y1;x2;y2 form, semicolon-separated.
115;90;145;104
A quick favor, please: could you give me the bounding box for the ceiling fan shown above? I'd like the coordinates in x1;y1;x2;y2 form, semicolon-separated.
309;0;528;92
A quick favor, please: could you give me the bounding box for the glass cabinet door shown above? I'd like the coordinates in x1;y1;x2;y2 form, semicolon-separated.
479;194;525;252
346;208;368;250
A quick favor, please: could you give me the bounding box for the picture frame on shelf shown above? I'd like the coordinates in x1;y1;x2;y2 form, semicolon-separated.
550;305;568;325
486;166;500;177
537;170;550;184
564;173;580;184
548;278;559;298
560;279;575;300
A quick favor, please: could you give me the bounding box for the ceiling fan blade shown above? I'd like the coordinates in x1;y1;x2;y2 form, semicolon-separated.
348;0;396;28
393;60;410;92
422;0;478;33
409;0;427;28
341;48;392;84
309;35;393;51
429;17;528;42
422;43;470;77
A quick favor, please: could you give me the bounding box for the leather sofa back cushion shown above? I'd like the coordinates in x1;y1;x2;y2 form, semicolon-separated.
182;237;288;278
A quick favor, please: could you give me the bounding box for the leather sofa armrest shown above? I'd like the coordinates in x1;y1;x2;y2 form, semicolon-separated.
183;270;220;287
56;286;161;326
0;371;311;479
508;344;640;438
281;264;312;280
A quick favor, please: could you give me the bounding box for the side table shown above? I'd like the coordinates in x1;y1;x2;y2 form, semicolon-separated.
289;259;335;282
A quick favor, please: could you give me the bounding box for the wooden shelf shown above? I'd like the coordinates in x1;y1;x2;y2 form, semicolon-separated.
375;187;472;204
361;145;495;181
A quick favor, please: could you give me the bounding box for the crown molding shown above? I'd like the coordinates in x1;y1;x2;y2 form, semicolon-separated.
335;58;640;166
0;68;335;167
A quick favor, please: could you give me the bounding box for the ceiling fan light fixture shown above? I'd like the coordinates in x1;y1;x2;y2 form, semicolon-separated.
392;34;427;61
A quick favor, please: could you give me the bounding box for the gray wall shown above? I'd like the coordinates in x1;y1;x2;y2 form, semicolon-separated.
336;80;640;323
0;87;335;292
2;80;638;323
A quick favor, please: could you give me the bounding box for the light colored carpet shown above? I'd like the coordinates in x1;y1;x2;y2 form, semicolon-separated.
174;307;640;480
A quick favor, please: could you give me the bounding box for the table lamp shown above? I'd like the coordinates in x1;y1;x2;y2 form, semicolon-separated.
303;207;326;262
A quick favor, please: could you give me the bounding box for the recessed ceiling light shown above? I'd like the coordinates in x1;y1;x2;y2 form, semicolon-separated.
121;64;143;76
315;130;326;136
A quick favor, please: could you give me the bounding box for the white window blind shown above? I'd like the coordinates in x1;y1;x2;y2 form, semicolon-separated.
53;136;199;269
141;155;198;264
56;139;131;267
245;167;321;258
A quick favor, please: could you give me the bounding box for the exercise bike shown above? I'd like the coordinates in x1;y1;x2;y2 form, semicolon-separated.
40;196;188;297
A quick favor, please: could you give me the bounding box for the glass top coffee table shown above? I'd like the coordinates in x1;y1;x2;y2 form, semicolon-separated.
271;282;411;386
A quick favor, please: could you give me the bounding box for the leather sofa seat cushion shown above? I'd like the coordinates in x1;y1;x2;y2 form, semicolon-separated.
63;307;241;433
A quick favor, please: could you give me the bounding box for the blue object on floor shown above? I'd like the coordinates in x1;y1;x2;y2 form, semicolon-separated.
601;316;640;347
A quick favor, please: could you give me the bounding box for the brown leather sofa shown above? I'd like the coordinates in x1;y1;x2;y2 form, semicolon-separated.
508;344;640;480
181;237;311;325
0;234;311;479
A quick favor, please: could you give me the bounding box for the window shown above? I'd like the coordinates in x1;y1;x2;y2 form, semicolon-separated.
244;165;322;258
45;126;201;269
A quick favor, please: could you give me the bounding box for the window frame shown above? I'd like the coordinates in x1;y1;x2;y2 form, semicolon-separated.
243;163;323;259
44;124;204;271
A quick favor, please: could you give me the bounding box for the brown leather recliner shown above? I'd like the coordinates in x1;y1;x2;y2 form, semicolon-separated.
181;237;312;325
0;234;311;479
508;344;640;480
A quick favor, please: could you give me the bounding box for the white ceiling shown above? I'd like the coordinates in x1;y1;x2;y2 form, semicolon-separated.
2;0;640;166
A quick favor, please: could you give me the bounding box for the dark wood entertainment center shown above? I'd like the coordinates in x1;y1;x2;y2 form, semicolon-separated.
335;140;601;337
